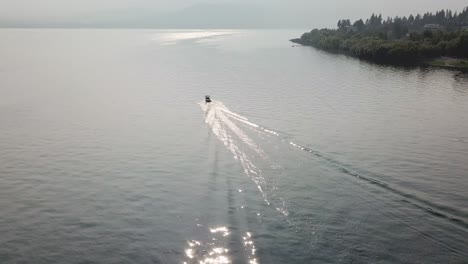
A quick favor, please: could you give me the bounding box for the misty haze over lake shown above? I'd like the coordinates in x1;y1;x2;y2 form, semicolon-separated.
1;0;467;28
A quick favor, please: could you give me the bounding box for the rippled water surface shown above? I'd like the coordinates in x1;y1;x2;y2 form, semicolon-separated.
1;29;468;264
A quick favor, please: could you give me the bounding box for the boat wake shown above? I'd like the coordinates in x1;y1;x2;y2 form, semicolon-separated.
200;100;288;217
200;100;468;231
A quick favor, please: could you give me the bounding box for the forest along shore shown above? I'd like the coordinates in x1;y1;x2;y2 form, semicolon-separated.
291;7;468;69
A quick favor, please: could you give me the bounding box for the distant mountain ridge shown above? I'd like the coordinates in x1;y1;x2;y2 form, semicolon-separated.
0;2;303;28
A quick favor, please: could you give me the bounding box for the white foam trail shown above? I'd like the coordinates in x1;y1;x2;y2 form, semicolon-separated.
200;100;291;214
203;101;265;157
208;101;281;137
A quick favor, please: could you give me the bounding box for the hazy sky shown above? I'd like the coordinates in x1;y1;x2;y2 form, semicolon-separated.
0;0;466;28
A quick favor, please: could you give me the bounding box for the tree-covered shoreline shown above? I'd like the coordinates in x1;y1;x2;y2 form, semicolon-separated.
292;7;468;67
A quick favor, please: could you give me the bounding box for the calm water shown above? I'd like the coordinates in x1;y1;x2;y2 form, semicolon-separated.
1;29;468;264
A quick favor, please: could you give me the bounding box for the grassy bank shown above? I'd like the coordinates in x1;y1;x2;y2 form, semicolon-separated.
427;57;468;70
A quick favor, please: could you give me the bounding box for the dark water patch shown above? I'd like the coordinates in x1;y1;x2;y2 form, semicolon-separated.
251;119;468;231
268;133;468;230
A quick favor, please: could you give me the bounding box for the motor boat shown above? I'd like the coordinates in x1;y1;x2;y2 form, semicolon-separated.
205;95;212;103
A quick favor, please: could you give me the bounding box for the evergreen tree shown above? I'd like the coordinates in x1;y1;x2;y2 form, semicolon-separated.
353;19;365;31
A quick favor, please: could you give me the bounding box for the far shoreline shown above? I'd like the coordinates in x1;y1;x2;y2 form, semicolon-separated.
290;38;468;71
291;6;468;71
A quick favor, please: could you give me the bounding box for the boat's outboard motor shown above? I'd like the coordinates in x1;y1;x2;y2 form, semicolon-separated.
205;95;212;103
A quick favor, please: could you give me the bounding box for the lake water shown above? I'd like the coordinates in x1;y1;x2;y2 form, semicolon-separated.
0;29;467;264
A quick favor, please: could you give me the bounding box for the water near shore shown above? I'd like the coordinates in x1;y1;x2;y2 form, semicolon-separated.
1;29;467;263
428;57;468;70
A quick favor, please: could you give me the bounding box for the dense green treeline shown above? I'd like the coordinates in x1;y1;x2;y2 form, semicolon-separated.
293;7;468;65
